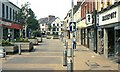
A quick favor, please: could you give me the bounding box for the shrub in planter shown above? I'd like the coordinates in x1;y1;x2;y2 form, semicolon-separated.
16;37;29;42
2;40;18;54
2;40;14;46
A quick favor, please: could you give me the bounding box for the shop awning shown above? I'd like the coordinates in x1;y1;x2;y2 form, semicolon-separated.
7;23;23;29
0;20;23;29
76;20;87;28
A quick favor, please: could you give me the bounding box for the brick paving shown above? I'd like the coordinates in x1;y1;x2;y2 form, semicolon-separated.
1;38;120;72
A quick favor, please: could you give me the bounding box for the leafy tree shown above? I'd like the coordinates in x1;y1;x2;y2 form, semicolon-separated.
16;2;39;37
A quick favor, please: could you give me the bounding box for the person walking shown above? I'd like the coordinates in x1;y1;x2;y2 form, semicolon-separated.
73;35;76;49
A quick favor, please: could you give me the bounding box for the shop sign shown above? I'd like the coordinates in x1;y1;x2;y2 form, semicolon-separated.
99;6;119;26
0;21;11;26
102;11;117;21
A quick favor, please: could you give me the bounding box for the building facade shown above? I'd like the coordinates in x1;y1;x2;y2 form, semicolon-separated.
97;0;120;58
51;17;63;35
0;0;22;44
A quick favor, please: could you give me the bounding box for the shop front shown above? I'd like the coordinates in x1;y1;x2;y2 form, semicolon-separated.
78;19;87;47
98;5;120;58
0;20;23;42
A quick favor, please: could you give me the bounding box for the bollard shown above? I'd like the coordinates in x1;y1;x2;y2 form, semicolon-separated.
67;48;72;57
63;49;67;66
18;44;21;55
67;58;73;72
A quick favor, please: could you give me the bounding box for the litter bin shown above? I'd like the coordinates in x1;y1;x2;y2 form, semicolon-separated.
67;58;73;72
63;49;67;66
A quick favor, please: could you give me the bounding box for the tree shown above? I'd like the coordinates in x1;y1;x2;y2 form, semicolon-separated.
16;2;39;38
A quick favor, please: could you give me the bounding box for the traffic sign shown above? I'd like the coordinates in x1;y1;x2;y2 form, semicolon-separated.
69;22;76;32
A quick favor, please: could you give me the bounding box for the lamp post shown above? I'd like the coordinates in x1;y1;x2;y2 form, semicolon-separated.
67;0;74;72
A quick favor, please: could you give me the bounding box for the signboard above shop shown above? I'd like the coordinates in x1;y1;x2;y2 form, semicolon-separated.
0;20;23;29
99;5;120;26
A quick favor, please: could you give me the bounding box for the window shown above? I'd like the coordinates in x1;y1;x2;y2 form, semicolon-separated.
6;6;8;19
107;0;110;6
13;9;14;21
15;11;17;21
10;8;12;20
2;3;5;18
42;24;44;26
57;28;59;31
42;28;44;31
57;24;59;26
53;24;55;26
61;24;63;26
53;28;56;31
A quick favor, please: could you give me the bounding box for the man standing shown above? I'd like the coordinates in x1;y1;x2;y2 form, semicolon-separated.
73;35;76;49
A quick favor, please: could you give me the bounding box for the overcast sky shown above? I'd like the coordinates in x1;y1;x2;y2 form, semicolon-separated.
9;0;78;20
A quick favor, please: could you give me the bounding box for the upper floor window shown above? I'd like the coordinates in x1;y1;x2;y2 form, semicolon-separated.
57;24;59;26
6;6;8;19
57;28;59;31
2;3;5;18
53;24;55;26
42;24;44;26
107;0;110;6
10;8;12;20
13;9;14;21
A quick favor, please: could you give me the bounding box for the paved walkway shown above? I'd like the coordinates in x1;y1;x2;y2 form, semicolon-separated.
1;38;120;72
1;38;66;71
66;39;119;71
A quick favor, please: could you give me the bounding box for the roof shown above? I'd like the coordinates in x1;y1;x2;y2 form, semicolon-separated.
47;17;56;24
39;17;48;24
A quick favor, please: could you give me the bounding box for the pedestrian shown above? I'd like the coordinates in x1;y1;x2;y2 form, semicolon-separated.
73;35;76;49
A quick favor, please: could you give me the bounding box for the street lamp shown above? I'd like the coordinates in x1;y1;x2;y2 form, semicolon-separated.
67;0;74;71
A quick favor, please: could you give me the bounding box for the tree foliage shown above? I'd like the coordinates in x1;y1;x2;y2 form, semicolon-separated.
16;2;39;31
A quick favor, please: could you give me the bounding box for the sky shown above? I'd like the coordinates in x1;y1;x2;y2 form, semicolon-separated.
9;0;78;20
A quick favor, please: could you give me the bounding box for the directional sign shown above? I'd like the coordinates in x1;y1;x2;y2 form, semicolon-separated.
69;22;76;32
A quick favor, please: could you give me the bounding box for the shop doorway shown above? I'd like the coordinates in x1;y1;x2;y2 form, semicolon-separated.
108;28;114;57
115;27;120;63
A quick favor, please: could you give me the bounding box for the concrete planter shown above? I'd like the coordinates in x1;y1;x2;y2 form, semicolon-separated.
14;42;34;52
0;46;5;57
3;45;18;54
28;39;38;45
